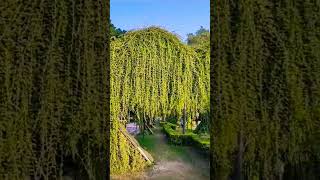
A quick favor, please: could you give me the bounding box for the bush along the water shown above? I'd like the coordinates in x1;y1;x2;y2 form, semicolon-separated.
110;27;209;174
162;122;209;151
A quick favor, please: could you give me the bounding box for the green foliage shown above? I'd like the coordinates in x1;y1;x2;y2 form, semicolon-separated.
187;26;210;48
211;0;320;179
162;123;210;151
0;0;109;179
110;23;126;38
136;134;157;152
110;27;210;174
110;125;147;174
194;118;209;134
165;116;179;125
187;27;210;133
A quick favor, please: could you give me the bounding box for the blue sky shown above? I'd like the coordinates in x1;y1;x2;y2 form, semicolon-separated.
111;0;210;42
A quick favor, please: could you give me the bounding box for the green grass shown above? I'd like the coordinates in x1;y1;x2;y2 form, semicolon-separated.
166;145;192;163
136;129;192;163
135;125;211;174
136;134;157;153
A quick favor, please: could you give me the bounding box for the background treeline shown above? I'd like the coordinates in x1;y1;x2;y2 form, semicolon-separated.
110;23;126;38
0;0;109;179
211;0;320;179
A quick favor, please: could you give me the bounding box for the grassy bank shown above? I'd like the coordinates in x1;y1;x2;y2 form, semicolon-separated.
136;130;192;163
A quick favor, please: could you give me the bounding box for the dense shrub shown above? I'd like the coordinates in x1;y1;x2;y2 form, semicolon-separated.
162;123;209;151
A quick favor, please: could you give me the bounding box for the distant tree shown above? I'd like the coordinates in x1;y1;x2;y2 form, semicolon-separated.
186;26;210;134
196;26;209;35
187;26;209;47
110;23;126;38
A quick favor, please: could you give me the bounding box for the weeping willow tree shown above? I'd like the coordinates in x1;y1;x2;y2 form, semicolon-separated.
188;28;210;133
0;0;109;179
211;0;320;179
110;27;209;174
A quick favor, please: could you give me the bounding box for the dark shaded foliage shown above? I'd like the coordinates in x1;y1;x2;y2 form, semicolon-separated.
110;23;126;38
211;0;320;179
0;0;109;179
162;122;210;151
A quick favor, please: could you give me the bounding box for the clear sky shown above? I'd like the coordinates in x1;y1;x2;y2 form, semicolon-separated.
111;0;210;42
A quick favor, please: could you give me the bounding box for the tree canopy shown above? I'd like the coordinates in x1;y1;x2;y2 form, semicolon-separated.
110;27;210;174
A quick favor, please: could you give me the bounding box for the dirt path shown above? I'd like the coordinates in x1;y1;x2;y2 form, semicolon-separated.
112;126;210;180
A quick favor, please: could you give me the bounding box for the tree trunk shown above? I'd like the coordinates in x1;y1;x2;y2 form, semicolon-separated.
183;104;186;134
143;112;146;137
234;130;243;180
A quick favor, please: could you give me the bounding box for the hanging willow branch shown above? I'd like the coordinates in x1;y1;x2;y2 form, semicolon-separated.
0;0;109;179
110;27;209;174
211;0;320;179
